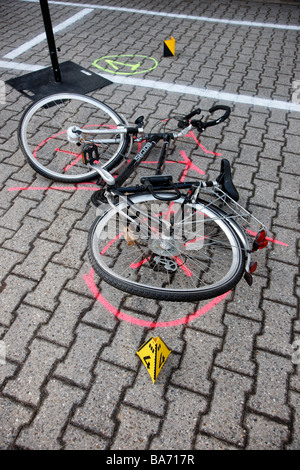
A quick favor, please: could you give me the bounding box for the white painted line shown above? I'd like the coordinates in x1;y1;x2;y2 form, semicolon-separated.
0;60;43;71
20;0;300;31
1;58;299;113
100;73;300;113
4;8;94;59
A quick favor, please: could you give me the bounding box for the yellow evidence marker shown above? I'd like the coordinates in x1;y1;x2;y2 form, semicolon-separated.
136;337;171;383
163;36;175;57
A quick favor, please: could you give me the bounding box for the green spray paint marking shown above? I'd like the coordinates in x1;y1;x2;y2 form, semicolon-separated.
92;54;158;75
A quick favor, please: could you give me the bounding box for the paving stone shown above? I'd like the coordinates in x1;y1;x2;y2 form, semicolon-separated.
150;386;207;450
52;229;88;270
256;300;297;356
39;290;93;347
215;314;260;376
0;196;38;231
248;350;293;422
124;352;181;417
16;378;85;450
251;179;279;210
55;323;111;388
29;190;72;222
171;328;222;395
0;396;32;450
277;172;300;201
273;196;299;230
13;238;62;281
62;424;108;450
286;391;300;450
0;361;18;389
24;262;76;311
200;367;252;447
263;259;298;307
3;338;65;407
245;412;289;450
41;207;83;244
72;360;135;438
0;274;36;327
112;404;161;450
2;304;50;363
0;225;14;245
194;433;238;450
3;216;49;253
100;320;146;370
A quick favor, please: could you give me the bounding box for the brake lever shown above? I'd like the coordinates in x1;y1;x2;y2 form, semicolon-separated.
177;108;201;128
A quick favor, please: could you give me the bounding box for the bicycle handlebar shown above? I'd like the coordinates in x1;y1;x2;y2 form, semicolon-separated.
191;105;231;131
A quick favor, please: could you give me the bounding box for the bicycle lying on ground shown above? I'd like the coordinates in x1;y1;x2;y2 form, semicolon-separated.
18;93;268;302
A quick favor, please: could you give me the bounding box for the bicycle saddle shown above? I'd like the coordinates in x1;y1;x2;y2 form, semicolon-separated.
216;159;239;202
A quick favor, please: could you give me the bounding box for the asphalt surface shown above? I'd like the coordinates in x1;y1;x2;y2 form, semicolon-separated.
0;0;299;451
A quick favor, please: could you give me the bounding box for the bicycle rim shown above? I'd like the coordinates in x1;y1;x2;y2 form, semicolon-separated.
18;93;129;183
88;194;246;301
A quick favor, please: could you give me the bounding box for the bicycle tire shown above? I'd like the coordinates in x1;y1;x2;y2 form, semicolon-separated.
18;93;130;183
88;193;246;302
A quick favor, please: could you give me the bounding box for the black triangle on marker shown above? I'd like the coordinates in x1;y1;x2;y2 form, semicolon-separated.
163;42;174;57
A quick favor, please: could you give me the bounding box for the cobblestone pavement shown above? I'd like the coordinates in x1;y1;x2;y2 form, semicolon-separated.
0;0;299;451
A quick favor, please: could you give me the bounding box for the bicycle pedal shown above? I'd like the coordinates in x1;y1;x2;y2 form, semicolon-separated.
82;144;100;165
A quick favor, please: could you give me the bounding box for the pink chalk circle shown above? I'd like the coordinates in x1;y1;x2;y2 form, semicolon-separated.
83;268;231;328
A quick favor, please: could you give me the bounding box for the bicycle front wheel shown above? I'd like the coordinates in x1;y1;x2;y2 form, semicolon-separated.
88;193;246;302
18;93;130;183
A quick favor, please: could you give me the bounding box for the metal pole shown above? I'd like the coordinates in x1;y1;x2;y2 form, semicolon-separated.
39;0;61;82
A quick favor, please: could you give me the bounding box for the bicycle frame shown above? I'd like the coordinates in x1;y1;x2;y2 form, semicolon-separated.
86;105;268;292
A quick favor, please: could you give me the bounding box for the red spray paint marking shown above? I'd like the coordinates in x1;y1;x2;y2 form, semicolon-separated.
187;130;222;156
8;185;98;192
173;256;193;277
100;233;122;255
179;151;205;182
130;258;149;269
83;267;231;328
246;229;288;247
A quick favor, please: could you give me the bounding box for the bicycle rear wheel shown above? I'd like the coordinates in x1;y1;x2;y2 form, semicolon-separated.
88;193;246;302
18;93;130;183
